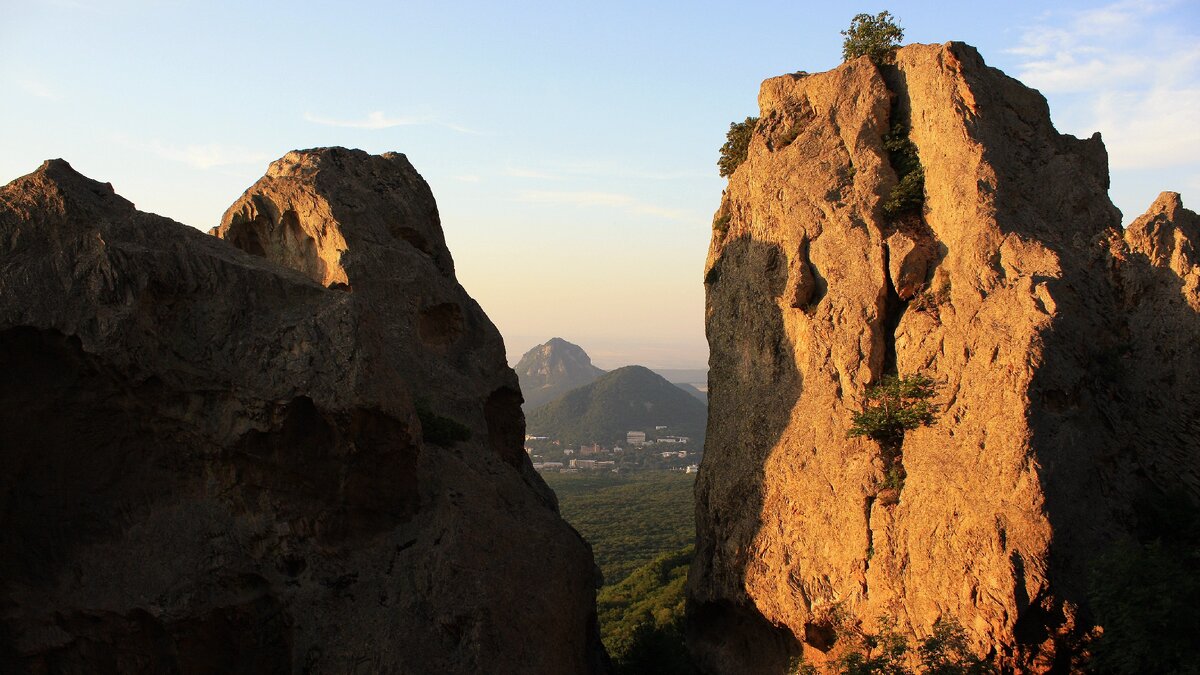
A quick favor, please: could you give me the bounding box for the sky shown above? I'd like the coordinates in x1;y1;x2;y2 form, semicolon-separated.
2;0;1197;369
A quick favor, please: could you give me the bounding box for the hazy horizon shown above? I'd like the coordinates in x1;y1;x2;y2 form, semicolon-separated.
3;0;1196;370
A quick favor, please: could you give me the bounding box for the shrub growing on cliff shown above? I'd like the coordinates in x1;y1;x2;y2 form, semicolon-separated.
841;11;904;64
848;374;937;456
718;116;758;177
1086;488;1200;674
823;617;995;674
881;124;925;220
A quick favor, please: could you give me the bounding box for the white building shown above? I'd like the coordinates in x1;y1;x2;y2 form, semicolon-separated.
627;431;647;446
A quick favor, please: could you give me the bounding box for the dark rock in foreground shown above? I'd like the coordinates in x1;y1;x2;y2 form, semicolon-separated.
0;149;607;674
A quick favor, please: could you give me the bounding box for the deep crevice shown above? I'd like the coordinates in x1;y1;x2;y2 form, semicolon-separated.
864;495;877;575
879;243;907;378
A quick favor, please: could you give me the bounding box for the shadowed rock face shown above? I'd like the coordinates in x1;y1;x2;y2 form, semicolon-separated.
0;150;607;674
689;42;1199;673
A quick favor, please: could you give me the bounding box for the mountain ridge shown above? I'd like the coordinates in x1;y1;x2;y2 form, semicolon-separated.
526;365;706;446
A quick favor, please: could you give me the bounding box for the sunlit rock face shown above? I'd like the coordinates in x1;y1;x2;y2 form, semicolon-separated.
0;149;607;674
689;42;1199;673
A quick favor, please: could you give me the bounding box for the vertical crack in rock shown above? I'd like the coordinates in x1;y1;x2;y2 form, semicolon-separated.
878;240;907;377
863;494;877;578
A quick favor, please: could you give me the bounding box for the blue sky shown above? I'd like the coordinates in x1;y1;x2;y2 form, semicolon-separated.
2;0;1197;368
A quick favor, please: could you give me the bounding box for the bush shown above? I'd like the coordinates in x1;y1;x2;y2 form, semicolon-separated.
1087;489;1200;674
841;12;905;65
598;546;698;675
881;124;925;220
718;116;758;177
816;616;996;675
848;374;937;456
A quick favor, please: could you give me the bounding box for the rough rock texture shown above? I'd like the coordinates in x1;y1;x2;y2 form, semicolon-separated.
0;149;606;674
515;337;606;412
1106;192;1200;495
690;42;1200;673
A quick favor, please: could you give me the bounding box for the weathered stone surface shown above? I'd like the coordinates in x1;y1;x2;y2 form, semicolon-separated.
1107;192;1200;497
0;150;606;674
690;42;1198;673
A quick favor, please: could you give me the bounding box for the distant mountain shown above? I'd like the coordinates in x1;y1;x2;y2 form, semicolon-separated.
526;365;707;446
515;337;606;412
651;368;708;385
674;382;708;403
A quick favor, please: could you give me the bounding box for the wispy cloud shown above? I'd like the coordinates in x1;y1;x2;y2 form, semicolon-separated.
555;161;707;181
515;189;693;221
303;111;478;134
504;161;703;181
112;134;273;169
1008;0;1200;170
16;78;58;99
504;166;562;180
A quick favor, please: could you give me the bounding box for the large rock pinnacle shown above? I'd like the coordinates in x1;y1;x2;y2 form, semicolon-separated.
0;149;607;674
689;42;1199;673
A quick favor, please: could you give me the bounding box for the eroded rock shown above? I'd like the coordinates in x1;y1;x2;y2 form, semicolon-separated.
691;42;1197;672
0;150;606;674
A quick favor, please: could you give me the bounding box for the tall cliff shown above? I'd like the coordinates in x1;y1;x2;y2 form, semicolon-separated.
689;42;1200;672
0;149;606;674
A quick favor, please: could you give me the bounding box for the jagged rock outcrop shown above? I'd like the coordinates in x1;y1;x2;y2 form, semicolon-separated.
515;337;606;412
690;42;1199;673
0;149;606;674
1106;192;1200;496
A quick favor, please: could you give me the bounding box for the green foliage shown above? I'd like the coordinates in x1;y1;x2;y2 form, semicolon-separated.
598;546;697;675
545;472;699;672
1086;489;1200;674
718;116;758;177
713;212;732;235
917;619;996;675
525;365;707;447
542;471;696;585
882;465;905;491
848;374;937;455
841;11;904;64
414;398;471;446
827;617;995;675
911;280;950;314
881;124;925;220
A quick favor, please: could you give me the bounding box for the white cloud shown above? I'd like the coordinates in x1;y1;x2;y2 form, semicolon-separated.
303;111;479;134
515;189;693;221
1008;0;1200;171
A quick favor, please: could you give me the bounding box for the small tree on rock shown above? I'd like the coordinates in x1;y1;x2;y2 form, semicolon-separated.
841;11;905;64
848;374;937;493
718;116;758;177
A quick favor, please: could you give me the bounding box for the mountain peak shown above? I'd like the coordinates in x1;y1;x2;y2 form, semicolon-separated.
525;365;706;446
515;338;606;412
